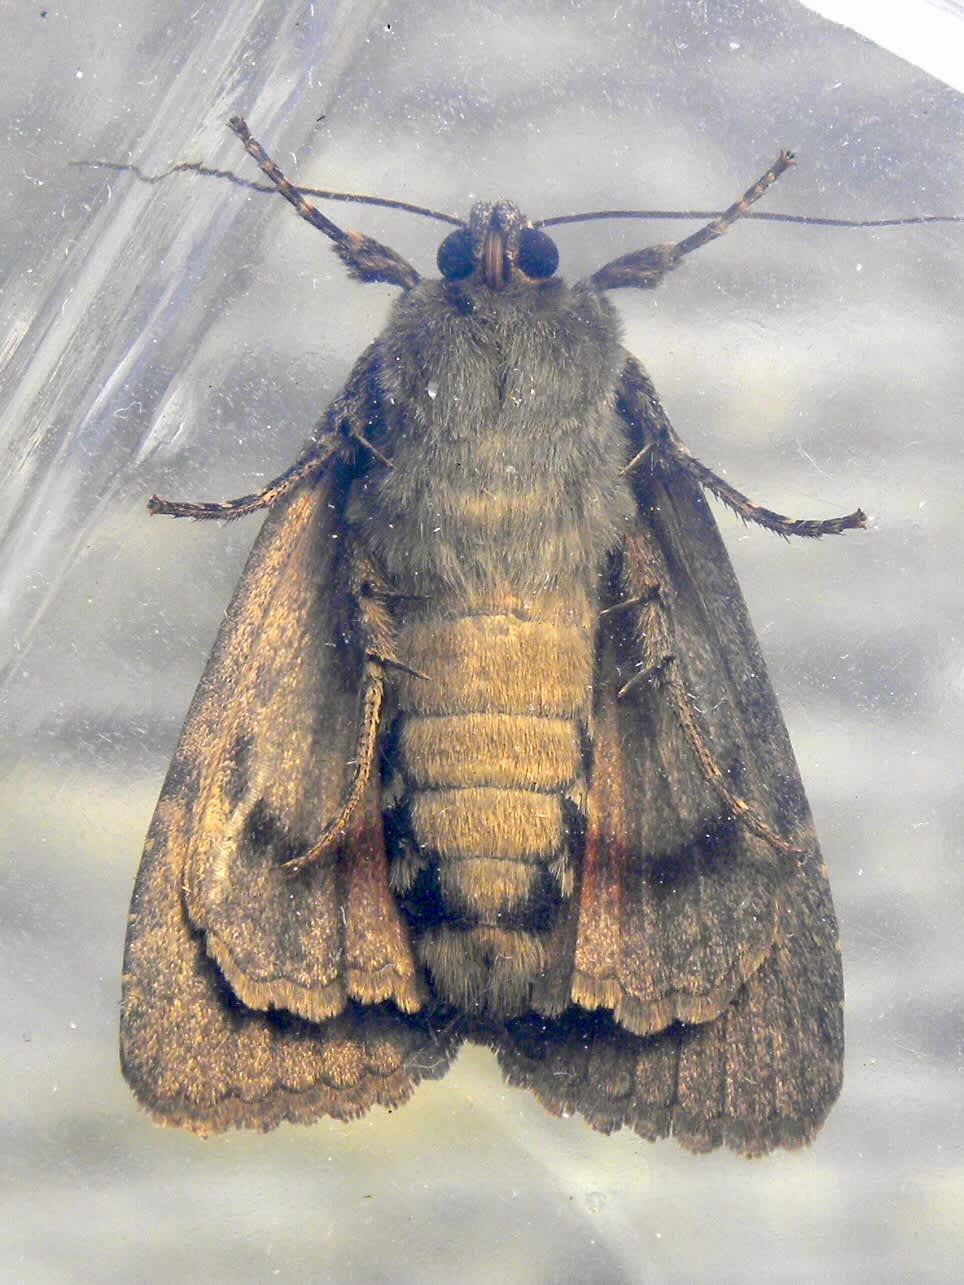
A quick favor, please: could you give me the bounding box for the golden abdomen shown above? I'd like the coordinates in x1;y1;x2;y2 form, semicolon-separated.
391;610;594;1014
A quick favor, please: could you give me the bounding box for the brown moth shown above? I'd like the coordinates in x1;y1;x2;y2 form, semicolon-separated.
121;118;864;1155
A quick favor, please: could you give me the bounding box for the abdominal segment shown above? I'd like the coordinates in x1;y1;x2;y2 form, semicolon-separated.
389;610;593;1017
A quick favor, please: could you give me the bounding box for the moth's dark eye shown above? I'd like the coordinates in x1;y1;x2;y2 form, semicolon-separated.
517;228;559;279
437;228;474;280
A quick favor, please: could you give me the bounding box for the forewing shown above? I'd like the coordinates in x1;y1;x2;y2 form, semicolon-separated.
571;357;839;1041
122;453;428;1129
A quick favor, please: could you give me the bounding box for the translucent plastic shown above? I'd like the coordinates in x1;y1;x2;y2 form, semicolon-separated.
2;2;962;1282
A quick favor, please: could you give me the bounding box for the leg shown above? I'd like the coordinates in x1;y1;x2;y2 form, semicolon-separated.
148;361;393;522
618;357;866;538
618;533;804;862
229;117;420;290
589;152;795;292
664;439;867;538
148;433;340;520
283;552;409;877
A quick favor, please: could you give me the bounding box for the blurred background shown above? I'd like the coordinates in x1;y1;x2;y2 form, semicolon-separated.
1;1;962;1281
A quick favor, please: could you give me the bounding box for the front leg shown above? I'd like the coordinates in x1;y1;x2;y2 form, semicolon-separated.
618;357;866;538
587;152;796;292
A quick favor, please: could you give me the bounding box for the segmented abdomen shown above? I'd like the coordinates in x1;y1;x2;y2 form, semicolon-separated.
390;603;594;1012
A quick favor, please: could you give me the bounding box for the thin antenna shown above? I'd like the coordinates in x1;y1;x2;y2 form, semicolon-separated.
78;138;964;234
539;208;964;230
76;160;464;227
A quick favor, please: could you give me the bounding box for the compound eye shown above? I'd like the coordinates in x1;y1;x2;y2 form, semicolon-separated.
517;227;559;279
437;228;474;280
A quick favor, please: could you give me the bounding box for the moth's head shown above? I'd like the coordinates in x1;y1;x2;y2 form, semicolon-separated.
436;201;560;290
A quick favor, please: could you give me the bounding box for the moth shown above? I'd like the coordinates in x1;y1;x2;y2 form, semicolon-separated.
122;117;865;1156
